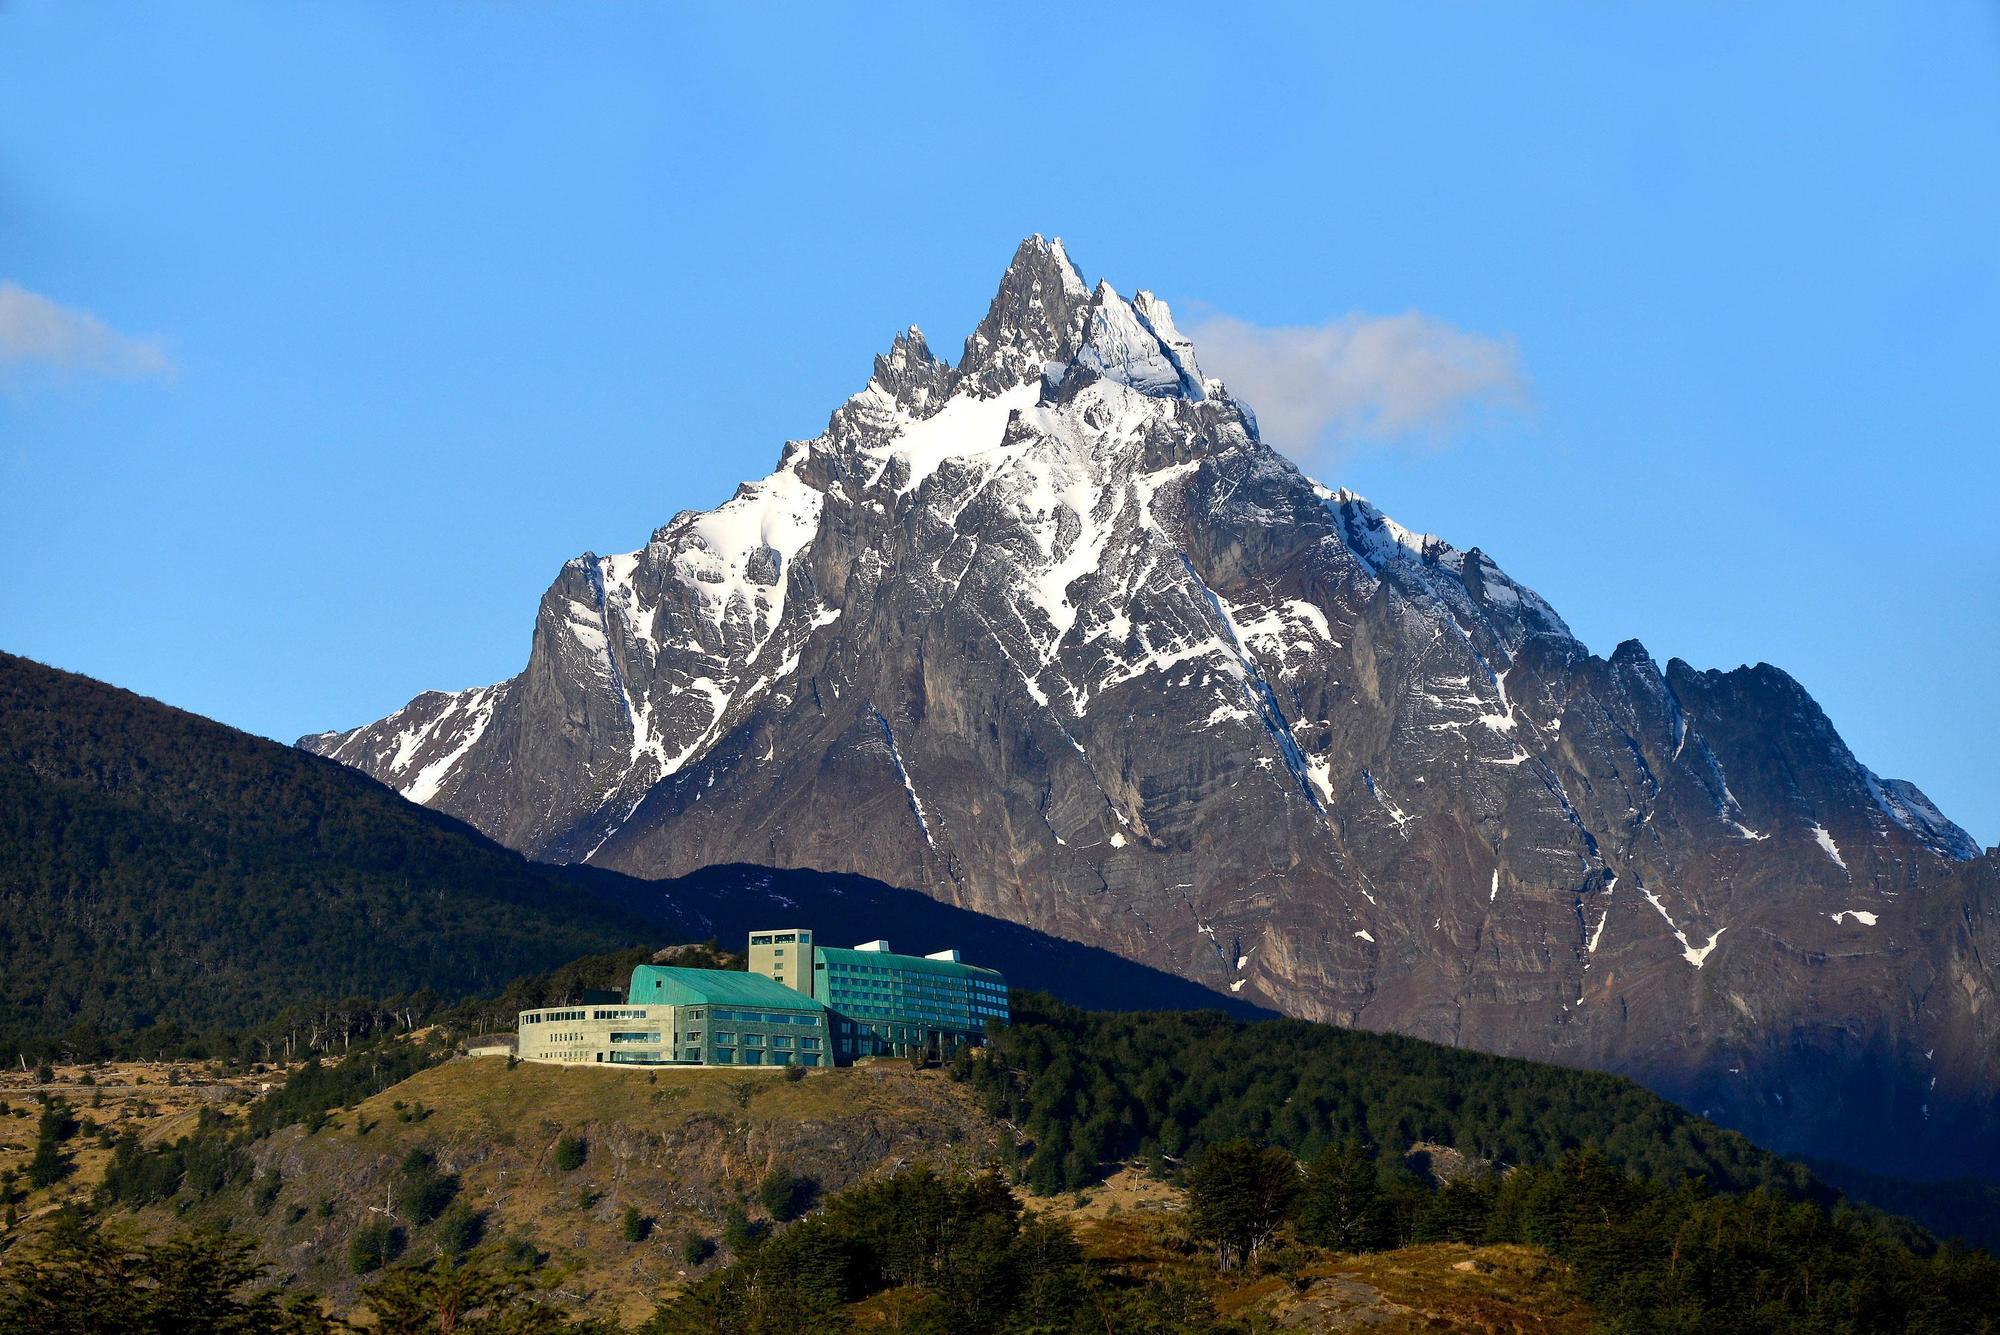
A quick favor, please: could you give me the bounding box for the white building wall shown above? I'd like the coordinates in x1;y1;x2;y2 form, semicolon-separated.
516;1003;679;1066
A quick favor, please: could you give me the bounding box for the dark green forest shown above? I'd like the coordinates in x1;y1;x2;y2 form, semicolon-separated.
957;994;1820;1201
948;995;2000;1253
0;652;657;1058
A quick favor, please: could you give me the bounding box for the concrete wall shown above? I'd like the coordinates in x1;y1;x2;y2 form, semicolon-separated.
516;1003;680;1066
746;927;815;995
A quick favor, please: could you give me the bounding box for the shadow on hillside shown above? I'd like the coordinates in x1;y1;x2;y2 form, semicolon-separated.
566;860;1278;1021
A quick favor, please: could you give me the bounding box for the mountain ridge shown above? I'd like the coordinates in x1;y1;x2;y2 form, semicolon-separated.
0;650;1261;1055
302;237;1999;1180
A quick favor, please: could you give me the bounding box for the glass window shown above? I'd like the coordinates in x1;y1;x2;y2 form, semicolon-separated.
800;1054;820;1067
715;1048;734;1064
711;1032;730;1044
798;1038;820;1051
771;1035;793;1050
742;1034;763;1048
743;1050;764;1066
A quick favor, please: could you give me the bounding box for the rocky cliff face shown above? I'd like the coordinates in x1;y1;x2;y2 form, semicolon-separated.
304;238;1998;1178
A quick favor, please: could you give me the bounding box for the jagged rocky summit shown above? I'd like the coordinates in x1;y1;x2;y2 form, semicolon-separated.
304;237;1999;1178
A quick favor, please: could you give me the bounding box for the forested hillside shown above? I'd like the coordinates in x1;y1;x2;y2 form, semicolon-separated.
957;995;1818;1200
951;995;2000;1252
0;651;664;1056
0;654;1259;1061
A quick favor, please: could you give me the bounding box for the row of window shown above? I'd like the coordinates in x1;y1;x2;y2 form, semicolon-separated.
829;976;962;994
825;963;1004;990
707;1008;822;1025
710;1033;822;1051
829;998;1002;1026
712;1049;821;1066
522;1010;587;1024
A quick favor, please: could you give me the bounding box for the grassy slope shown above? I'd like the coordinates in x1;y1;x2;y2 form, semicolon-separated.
125;1057;1592;1331
162;1058;1010;1324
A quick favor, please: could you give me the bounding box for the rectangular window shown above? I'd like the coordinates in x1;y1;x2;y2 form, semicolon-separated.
798;1038;820;1051
743;1050;764;1066
715;1048;735;1064
742;1034;764;1048
799;1054;820;1067
711;1032;730;1044
770;1035;792;1051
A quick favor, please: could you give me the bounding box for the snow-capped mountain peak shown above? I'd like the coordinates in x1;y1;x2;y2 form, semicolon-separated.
304;236;1998;1181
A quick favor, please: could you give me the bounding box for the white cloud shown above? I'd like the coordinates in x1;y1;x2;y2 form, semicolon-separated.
0;281;173;381
1185;310;1525;461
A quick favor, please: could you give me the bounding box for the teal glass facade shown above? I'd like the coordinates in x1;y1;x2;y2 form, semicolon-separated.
810;945;1009;1060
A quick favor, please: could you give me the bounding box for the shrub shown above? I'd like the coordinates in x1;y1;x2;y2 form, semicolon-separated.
502;1235;545;1270
348;1218;404;1274
553;1134;587;1172
759;1165;814;1222
722;1204;766;1253
251;1170;283;1217
27;1100;76;1190
681;1231;715;1266
396;1150;458;1226
434;1201;484;1258
622;1206;651;1243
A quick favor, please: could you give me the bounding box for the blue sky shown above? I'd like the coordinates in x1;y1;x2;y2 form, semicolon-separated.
3;3;1995;844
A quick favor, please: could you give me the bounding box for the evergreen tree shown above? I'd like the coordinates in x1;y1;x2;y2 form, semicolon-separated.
362;1247;583;1334
1185;1139;1298;1271
26;1098;76;1190
0;1214;341;1334
1295;1139;1383;1251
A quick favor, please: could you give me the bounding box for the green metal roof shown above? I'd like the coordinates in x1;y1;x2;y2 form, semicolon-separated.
626;965;829;1011
814;946;1005;982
